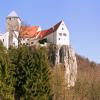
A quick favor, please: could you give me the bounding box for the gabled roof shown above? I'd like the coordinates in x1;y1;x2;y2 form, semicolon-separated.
37;30;48;39
20;26;39;38
52;20;62;32
20;20;63;39
7;11;18;18
37;20;62;39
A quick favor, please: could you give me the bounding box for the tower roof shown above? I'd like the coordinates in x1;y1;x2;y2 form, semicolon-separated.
7;11;18;18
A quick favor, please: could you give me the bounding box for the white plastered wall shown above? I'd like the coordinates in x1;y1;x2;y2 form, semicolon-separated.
56;21;70;45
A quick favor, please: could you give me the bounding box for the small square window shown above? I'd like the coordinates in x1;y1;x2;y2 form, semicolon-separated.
31;42;34;44
59;38;60;40
62;28;64;30
63;33;67;36
26;43;28;45
59;33;62;36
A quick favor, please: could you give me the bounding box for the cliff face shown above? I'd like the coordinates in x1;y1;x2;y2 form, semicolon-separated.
64;46;77;87
48;44;77;87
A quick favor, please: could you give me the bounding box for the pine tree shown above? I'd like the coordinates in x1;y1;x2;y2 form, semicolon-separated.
8;46;29;100
8;46;52;100
0;41;14;100
24;47;52;100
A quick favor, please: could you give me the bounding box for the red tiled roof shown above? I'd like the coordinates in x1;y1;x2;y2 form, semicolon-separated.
20;26;39;38
37;20;62;39
20;20;62;39
37;30;48;38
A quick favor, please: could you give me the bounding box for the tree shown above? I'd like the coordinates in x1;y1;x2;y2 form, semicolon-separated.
9;46;52;100
24;47;52;100
0;42;14;100
8;46;29;100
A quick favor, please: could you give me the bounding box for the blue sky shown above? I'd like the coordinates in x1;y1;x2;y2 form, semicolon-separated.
0;0;100;63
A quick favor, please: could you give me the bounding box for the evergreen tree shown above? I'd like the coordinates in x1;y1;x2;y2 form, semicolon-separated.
9;46;29;100
24;47;52;100
0;42;14;100
8;46;52;100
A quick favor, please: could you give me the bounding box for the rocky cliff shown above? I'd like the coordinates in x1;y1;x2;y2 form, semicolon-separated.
48;44;77;87
64;46;77;87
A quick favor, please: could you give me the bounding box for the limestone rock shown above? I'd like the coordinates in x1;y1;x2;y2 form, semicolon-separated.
48;44;77;87
64;46;77;87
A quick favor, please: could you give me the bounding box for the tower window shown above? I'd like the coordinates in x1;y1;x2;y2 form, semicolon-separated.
9;18;11;20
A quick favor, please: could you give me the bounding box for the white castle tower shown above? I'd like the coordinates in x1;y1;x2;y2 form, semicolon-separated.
6;11;21;48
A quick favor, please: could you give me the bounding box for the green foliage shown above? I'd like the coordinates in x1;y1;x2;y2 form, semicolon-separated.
24;47;52;100
0;42;14;100
8;46;52;100
0;42;100;100
9;46;30;99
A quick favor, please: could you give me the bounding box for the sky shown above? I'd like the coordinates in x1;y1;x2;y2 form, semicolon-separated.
0;0;100;63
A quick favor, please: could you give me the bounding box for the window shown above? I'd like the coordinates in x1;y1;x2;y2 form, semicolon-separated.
63;33;67;36
58;38;60;40
27;38;29;41
31;42;34;44
26;43;28;45
9;18;11;20
59;33;62;36
62;27;64;30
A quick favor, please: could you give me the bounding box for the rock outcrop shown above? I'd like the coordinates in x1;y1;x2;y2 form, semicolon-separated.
64;46;77;87
48;44;77;87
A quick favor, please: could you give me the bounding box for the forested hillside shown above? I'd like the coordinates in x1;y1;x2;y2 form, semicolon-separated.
0;42;52;100
0;41;100;100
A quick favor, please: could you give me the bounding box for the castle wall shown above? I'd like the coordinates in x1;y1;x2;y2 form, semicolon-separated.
3;32;9;49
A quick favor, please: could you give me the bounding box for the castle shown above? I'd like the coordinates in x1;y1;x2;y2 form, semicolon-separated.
0;11;77;87
0;11;70;49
